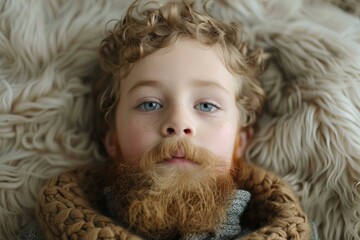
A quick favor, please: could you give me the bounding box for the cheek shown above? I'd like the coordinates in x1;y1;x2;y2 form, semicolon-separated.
218;124;237;158
206;122;237;163
116;118;155;162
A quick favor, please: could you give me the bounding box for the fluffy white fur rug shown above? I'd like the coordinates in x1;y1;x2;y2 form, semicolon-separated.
0;0;359;239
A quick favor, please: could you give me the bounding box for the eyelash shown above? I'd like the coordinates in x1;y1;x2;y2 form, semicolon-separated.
136;101;220;113
194;102;220;112
137;101;162;111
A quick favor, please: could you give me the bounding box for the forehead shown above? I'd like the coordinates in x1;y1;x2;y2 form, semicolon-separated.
121;39;236;94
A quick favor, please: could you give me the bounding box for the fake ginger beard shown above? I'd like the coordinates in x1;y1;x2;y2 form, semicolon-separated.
107;136;238;240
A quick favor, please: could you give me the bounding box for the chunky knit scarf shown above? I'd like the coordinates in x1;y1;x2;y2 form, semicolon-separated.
24;163;315;239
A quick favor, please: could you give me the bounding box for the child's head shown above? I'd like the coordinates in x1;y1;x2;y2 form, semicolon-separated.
94;0;265;165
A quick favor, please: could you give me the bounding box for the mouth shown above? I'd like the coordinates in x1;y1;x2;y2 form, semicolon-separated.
164;157;196;165
161;148;197;166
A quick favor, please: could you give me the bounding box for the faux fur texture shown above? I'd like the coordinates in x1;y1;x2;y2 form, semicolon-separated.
0;0;359;239
0;0;133;239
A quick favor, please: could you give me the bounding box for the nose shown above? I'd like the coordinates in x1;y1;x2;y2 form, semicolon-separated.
161;105;195;137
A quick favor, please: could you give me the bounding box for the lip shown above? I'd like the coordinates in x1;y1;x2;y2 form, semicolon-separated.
172;148;185;158
163;157;196;166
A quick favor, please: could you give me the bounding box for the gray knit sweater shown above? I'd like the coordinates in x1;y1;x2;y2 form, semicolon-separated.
179;190;252;240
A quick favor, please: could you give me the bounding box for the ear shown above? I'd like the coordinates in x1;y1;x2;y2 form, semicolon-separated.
104;131;117;158
235;127;254;159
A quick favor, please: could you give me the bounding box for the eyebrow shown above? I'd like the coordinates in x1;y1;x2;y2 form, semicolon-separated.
192;79;229;93
127;80;161;95
127;79;229;95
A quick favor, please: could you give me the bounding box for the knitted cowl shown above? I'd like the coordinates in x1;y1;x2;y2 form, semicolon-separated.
36;163;311;240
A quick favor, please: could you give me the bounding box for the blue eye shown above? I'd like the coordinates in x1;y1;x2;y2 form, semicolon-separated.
195;102;219;112
137;101;162;111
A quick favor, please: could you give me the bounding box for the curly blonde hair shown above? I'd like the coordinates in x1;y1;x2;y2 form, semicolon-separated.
93;0;265;144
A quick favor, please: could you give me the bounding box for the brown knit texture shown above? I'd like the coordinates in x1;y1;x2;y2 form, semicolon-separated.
36;165;141;240
36;163;311;239
234;162;311;240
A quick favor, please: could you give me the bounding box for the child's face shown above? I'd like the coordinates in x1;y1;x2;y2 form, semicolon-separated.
107;39;245;171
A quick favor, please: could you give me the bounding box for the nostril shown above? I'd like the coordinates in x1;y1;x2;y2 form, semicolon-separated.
184;128;191;135
167;128;175;134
